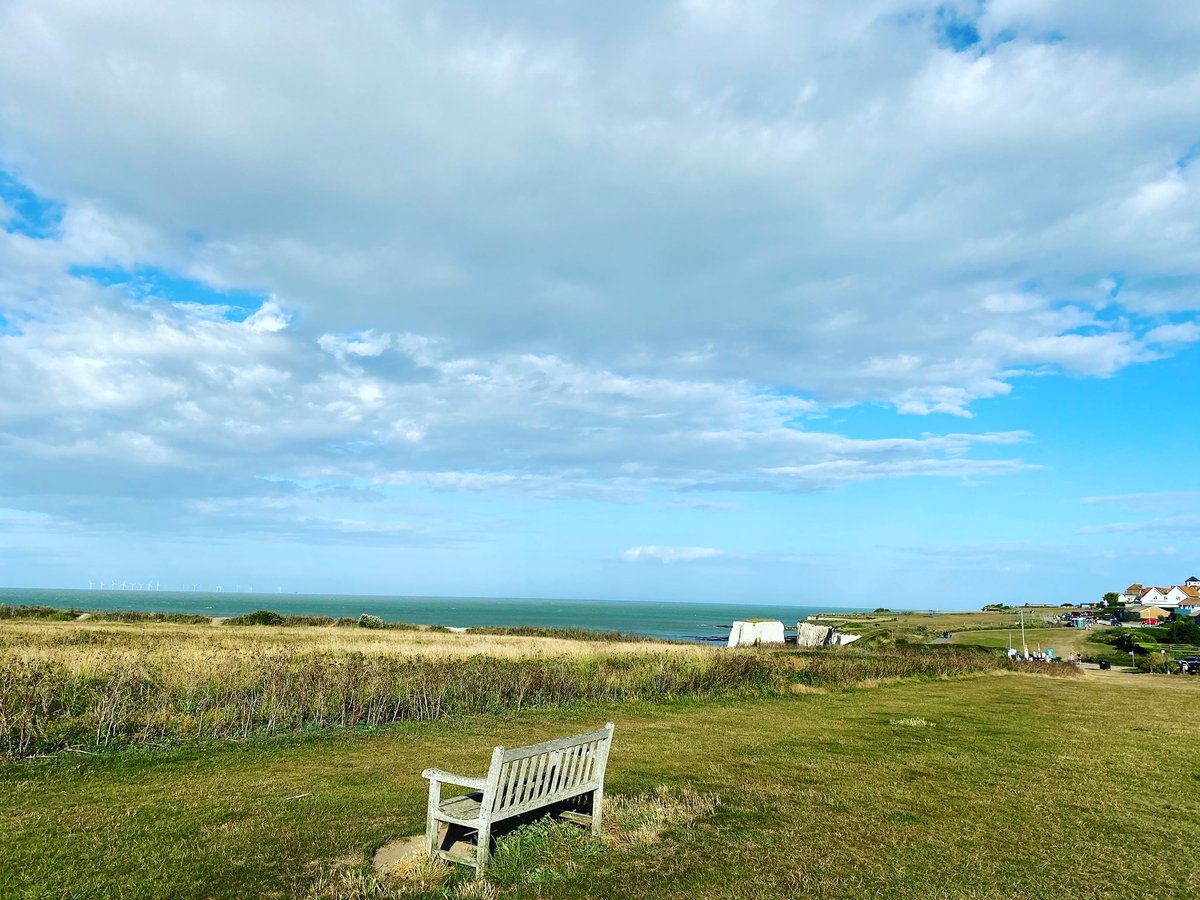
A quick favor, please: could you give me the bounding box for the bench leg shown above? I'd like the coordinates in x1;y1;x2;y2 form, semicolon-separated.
475;820;492;876
425;780;441;857
590;787;605;838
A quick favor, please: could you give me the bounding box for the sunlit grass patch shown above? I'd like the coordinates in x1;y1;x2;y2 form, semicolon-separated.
307;856;494;900
603;785;718;849
888;717;934;727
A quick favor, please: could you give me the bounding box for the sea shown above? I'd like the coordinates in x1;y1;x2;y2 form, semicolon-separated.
0;587;866;643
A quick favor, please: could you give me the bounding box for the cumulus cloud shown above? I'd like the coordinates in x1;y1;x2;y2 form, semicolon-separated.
0;0;1197;415
620;546;724;563
0;1;1199;552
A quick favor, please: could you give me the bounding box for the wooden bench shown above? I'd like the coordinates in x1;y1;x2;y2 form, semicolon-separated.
421;722;615;874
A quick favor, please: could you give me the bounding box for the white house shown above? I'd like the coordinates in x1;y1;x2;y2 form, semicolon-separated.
1119;584;1144;604
1166;585;1200;607
1186;575;1200;588
1139;587;1172;607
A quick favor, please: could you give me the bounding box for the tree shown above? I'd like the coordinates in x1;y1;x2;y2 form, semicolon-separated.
1102;592;1120;605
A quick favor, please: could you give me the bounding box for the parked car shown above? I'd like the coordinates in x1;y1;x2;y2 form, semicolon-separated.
1173;656;1200;675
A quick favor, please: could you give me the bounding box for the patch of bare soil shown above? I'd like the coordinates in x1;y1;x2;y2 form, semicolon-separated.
372;835;426;871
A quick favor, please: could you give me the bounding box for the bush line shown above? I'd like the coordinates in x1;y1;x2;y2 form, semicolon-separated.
0;648;1068;759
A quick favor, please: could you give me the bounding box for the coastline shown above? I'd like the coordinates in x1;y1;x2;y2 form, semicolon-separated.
0;587;868;643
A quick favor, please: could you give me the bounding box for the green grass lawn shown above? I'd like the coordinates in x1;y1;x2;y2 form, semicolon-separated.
945;626;1092;657
816;607;1082;649
3;671;1198;899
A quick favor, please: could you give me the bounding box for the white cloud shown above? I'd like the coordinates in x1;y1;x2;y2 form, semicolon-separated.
1080;491;1200;535
1082;491;1200;508
0;0;1196;419
620;545;724;563
1080;515;1200;536
244;299;291;333
0;211;1042;538
1;1;1199;548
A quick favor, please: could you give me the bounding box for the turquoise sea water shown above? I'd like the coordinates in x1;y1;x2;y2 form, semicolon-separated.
0;587;866;643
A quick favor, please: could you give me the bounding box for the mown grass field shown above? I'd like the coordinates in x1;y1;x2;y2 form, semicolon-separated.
945;626;1093;658
3;669;1198;899
814;606;1074;645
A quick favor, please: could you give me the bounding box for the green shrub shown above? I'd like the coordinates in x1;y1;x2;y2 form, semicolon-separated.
357;614;386;629
224;610;285;626
0;604;77;621
469;625;662;643
272;615;337;627
89;610;211;625
1162;619;1200;645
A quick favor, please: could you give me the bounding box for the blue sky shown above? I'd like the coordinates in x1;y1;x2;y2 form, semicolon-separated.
1;0;1199;608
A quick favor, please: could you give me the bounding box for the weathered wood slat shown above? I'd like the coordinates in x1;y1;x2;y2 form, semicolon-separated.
563;745;580;792
498;726;612;762
557;810;593;827
515;756;531;806
530;753;548;803
583;741;597;782
436;848;478;867
565;743;583;789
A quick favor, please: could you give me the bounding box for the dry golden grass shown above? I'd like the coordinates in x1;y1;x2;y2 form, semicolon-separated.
0;619;704;681
602;785;718;850
0;617;1071;759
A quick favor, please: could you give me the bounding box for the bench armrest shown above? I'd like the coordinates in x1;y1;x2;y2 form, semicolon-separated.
421;768;486;790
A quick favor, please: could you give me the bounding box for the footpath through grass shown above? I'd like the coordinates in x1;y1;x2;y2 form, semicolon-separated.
3;671;1198;899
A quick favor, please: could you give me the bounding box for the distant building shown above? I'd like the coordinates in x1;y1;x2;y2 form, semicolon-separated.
1166;585;1200;606
1119;584;1143;604
1137;606;1171;624
1138;587;1172;607
1186;575;1200;588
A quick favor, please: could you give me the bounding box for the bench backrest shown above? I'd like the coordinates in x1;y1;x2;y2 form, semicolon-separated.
485;722;614;820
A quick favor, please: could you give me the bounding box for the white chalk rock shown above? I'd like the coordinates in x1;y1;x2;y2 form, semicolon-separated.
796;622;862;648
727;620;785;647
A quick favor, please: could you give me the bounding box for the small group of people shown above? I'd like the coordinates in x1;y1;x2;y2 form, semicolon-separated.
1007;647;1084;664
